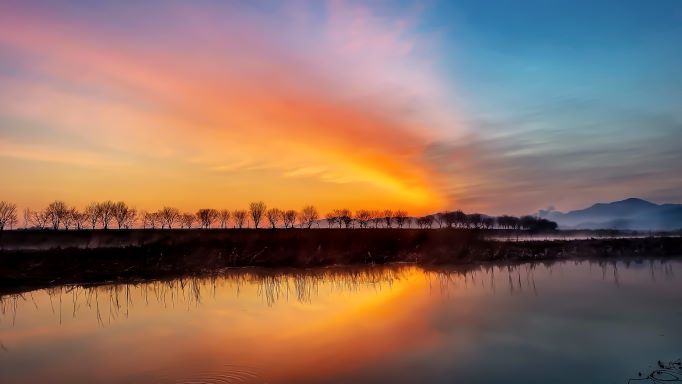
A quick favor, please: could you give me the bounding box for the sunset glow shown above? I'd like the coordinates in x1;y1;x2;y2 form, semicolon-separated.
1;0;681;214
0;1;458;214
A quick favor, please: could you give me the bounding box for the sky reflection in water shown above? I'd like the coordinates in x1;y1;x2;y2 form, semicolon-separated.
1;260;681;384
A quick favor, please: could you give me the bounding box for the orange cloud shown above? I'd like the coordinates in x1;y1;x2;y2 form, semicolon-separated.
0;2;461;213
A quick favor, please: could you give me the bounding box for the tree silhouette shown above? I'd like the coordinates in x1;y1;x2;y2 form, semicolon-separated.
196;208;219;229
113;201;133;229
84;203;100;229
325;212;339;228
233;210;247;228
141;211;161;229
355;210;371;228
496;215;515;229
249;201;267;228
0;201;17;231
61;207;77;230
416;215;434;229
180;213;195;229
6;199;560;233
467;213;483;228
299;205;319;228
98;201;116;229
432;213;444;228
394;210;409;228
218;210;231;229
140;211;153;229
72;209;87;230
45;201;68;230
335;209;352;228
159;207;180;229
443;211;456;228
383;210;393;228
283;210;297;228
370;210;382;228
32;210;49;229
266;208;283;228
482;216;495;229
520;215;536;230
453;210;467;228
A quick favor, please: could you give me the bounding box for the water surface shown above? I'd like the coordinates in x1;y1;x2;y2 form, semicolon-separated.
1;259;681;383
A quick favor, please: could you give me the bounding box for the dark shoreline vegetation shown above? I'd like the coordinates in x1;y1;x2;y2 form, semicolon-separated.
1;228;681;295
0;200;560;231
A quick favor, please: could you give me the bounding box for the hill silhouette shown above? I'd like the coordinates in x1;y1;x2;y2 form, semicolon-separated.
539;198;682;230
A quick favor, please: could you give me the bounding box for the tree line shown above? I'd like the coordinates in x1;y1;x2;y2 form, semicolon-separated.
0;200;557;231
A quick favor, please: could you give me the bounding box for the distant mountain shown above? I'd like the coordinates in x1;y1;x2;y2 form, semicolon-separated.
539;198;682;230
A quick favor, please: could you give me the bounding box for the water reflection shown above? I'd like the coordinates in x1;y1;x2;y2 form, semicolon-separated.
1;259;681;384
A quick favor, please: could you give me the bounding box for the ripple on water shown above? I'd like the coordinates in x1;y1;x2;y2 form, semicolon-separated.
156;364;264;384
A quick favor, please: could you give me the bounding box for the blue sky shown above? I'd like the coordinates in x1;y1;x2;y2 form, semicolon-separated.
422;0;682;210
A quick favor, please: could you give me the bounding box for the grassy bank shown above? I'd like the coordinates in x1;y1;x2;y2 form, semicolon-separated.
1;229;681;292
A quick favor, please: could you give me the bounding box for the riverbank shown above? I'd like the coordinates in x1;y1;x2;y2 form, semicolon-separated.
1;229;681;293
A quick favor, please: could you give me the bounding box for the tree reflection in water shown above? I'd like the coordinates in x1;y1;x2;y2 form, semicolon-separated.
1;259;678;328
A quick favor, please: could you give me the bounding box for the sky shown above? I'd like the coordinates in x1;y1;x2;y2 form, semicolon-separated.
1;0;681;215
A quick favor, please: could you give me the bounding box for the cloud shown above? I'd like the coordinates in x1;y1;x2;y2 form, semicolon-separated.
0;1;456;211
423;97;682;214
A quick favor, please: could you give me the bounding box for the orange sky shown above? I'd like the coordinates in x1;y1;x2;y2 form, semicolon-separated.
0;2;468;215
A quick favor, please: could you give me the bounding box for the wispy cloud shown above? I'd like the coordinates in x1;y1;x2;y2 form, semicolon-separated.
0;1;456;211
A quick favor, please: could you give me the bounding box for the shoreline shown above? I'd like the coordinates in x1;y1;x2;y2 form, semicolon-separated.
1;229;681;294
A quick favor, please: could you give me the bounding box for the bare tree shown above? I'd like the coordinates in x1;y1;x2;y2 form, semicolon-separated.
140;211;152;229
233;210;247;228
329;209;351;228
325;212;339;228
383;210;393;228
141;211;160;229
124;208;137;229
332;208;353;228
394;210;409;228
417;215;434;229
180;213;195;229
23;207;32;229
249;201;267;228
70;209;86;230
266;208;283;228
217;210;231;229
443;211;456;228
112;201;132;229
433;213;445;228
355;210;372;228
299;205;319;229
0;201;17;231
467;213;483;229
370;210;382;228
32;210;49;229
196;208;219;229
8;213;18;229
45;201;68;230
98;201;116;229
454;210;467;228
159;207;180;229
61;207;77;230
84;203;100;229
283;210;297;228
